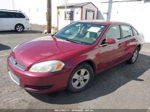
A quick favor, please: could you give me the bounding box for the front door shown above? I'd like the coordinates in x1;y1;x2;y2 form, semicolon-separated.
96;25;125;72
0;11;15;31
0;11;6;31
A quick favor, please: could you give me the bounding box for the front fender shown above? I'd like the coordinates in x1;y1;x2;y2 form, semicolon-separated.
66;54;96;74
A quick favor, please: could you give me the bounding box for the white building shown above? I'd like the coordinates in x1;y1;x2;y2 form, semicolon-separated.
101;0;150;42
0;0;102;25
0;0;150;42
57;2;98;29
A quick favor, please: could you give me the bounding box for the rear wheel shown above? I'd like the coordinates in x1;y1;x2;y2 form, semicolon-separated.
127;47;140;64
68;63;94;93
15;24;24;32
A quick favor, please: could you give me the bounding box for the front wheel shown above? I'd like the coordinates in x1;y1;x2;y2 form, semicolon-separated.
127;47;140;64
68;63;94;93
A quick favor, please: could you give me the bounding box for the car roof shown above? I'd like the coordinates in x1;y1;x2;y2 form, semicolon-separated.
78;20;130;26
0;9;22;13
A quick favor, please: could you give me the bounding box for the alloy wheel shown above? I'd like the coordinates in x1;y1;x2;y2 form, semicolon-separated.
72;68;90;89
16;25;24;32
132;49;138;63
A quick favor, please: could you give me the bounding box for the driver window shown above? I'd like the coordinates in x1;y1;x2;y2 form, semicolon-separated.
106;25;121;40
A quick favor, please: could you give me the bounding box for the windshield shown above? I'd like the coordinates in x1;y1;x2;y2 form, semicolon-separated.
54;22;107;45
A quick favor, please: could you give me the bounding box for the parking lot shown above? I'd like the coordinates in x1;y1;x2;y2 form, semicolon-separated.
0;27;150;110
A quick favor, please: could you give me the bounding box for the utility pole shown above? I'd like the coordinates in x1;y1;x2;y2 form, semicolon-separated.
12;0;15;10
107;0;113;21
47;0;51;33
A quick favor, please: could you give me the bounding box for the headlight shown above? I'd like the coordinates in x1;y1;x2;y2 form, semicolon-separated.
29;60;65;73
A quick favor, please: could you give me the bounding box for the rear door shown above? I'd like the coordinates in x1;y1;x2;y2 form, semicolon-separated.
120;25;136;59
96;25;124;72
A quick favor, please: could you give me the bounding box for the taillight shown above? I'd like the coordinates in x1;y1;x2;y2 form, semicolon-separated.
26;18;29;21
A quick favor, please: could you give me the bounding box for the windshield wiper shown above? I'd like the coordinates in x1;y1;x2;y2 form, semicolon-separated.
55;36;85;45
65;39;83;44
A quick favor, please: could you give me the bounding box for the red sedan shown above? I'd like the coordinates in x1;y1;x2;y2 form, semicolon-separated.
7;21;143;93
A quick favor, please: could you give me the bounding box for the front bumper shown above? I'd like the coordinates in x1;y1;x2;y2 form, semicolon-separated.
7;58;71;93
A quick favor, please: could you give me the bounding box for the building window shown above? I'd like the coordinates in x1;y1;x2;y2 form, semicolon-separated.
64;11;74;20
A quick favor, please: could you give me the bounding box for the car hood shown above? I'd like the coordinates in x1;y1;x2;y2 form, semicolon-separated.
11;36;88;67
11;36;87;67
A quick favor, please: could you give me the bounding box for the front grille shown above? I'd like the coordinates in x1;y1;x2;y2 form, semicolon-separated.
9;56;26;71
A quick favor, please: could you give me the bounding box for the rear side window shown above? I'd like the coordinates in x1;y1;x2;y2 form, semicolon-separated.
132;27;139;36
106;25;121;40
121;25;133;38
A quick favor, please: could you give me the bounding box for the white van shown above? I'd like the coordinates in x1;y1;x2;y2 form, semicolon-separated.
0;9;30;32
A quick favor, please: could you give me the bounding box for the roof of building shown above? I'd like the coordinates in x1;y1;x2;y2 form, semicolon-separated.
57;2;97;8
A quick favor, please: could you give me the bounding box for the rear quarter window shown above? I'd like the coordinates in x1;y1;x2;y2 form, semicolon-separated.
15;13;25;18
132;27;139;36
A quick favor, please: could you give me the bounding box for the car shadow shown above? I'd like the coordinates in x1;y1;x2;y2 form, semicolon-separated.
0;30;42;34
27;53;150;104
0;44;11;51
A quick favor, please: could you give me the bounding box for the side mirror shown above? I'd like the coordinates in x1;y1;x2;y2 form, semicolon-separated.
105;38;116;44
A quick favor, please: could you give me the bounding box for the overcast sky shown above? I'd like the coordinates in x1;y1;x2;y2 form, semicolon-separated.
0;0;13;9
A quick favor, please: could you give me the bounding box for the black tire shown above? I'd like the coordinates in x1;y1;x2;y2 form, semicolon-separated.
67;63;94;93
15;24;24;32
127;47;140;64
